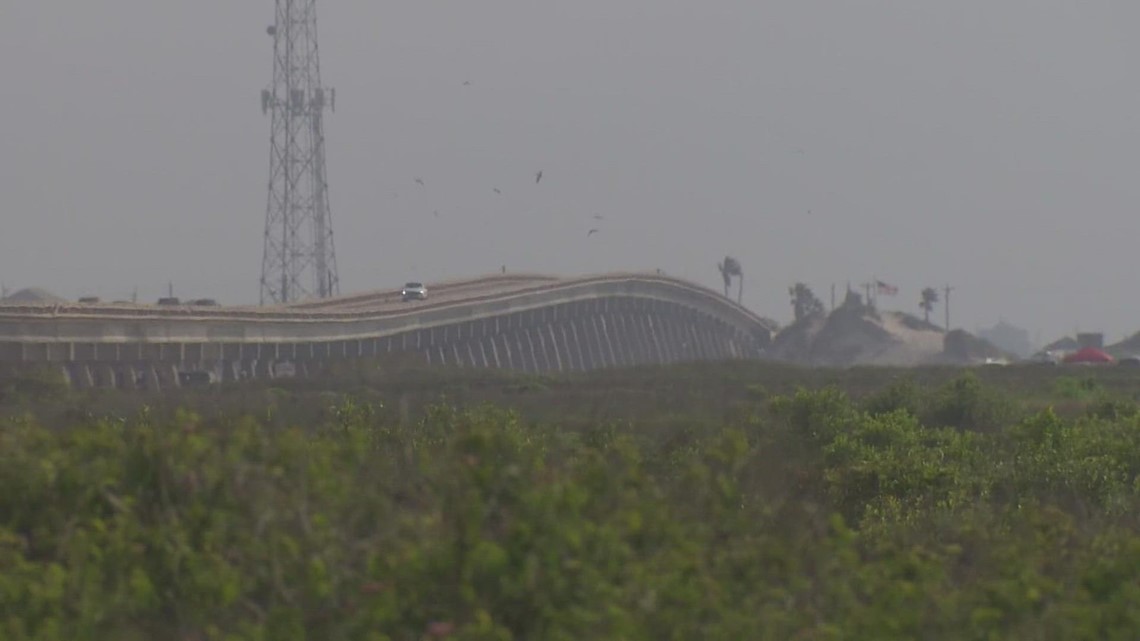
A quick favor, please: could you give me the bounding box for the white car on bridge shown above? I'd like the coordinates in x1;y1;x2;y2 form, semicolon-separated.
401;282;428;301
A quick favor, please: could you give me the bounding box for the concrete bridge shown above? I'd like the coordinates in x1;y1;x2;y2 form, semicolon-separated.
0;272;777;389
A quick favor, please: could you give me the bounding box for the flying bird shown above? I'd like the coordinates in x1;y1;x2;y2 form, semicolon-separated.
592;214;604;220
535;170;543;184
463;81;471;86
493;187;502;195
433;210;439;217
414;177;425;186
587;228;599;237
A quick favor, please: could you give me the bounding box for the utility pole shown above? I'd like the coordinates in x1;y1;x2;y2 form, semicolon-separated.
259;0;340;304
943;284;954;331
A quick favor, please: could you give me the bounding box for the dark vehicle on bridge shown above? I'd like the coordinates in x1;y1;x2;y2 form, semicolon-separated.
401;282;428;302
157;297;181;306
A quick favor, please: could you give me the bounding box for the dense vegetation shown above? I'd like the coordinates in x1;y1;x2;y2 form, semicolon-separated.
4;363;1140;639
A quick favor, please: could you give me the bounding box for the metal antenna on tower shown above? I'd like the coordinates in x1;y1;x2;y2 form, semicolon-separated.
259;1;340;305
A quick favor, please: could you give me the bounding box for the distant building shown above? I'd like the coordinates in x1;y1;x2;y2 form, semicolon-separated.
1077;333;1104;350
977;320;1034;359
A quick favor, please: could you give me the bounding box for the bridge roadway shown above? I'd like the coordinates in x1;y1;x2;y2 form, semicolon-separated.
0;272;776;389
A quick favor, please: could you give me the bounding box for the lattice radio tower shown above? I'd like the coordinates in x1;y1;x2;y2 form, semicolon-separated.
259;0;339;304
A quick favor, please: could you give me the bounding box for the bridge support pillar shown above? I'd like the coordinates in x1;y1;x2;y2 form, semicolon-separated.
572;317;591;369
523;327;542;372
607;315;631;367
71;364;95;390
96;365;117;389
542;325;563;372
144;366;162;391
563;323;582;371
221;361;241;384
162;364;181;389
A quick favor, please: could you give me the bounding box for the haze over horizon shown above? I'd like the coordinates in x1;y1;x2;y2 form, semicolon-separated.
2;2;1139;345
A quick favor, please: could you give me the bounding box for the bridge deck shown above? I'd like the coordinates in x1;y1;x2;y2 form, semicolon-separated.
0;272;777;386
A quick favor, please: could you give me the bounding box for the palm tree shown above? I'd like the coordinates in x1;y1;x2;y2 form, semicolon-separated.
789;283;825;321
920;287;940;324
717;256;743;302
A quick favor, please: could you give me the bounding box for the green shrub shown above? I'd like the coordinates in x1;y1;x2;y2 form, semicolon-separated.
926;371;1017;431
4;367;1140;638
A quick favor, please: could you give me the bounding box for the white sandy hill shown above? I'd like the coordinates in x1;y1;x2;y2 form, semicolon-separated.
765;301;946;367
871;312;947;366
0;287;67;304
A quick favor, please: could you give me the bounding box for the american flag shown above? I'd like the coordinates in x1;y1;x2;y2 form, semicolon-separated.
876;280;899;296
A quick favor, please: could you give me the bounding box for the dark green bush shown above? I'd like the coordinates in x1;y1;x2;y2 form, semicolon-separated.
3;371;1140;639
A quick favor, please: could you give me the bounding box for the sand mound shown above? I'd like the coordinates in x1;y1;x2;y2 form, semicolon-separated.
1;287;66;304
935;330;1014;364
1108;332;1140;358
766;299;947;367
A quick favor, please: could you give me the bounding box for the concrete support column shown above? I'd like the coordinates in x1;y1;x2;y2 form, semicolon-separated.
598;316;621;367
563;321;585;370
720;324;738;361
689;320;708;362
544;326;565;372
615;313;638;366
145;366;162;391
581;317;604;369
492;328;515;369
221;361;240;383
655;316;679;363
673;317;694;363
681;319;699;362
526;327;547;372
631;313;654;365
72;364;95;389
587;316;608;369
705;320;725;361
588;305;607;368
516;328;533;371
119;366;138;391
620;314;639;365
483;335;501;368
613;314;634;367
702;322;721;361
687;319;708;361
643;315;666;364
556;324;576;371
708;319;727;361
96;365;117;389
164;364;181;389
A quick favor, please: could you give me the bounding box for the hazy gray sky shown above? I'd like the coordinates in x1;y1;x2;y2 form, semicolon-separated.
3;2;1139;343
